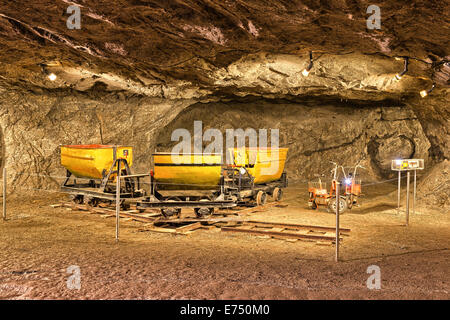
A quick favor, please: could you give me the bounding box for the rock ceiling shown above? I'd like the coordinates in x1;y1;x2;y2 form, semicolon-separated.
0;0;448;99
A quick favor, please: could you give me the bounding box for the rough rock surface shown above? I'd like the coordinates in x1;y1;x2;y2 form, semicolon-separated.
0;1;448;207
156;99;430;181
417;160;450;208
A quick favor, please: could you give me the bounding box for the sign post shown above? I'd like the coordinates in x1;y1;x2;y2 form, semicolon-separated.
335;181;340;262
397;171;401;214
406;171;410;226
116;159;121;242
413;170;417;215
391;159;424;226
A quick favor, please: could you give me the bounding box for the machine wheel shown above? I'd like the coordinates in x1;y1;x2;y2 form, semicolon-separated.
161;198;182;218
327;197;347;214
194;198;214;218
308;200;317;209
256;191;267;206
272;188;282;201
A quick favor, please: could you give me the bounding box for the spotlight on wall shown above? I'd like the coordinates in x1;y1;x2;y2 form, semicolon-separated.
393;57;409;81
38;62;60;81
419;83;435;98
48;73;57;81
302;51;313;77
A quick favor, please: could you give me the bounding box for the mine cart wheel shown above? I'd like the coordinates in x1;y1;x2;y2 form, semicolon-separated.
327;197;348;214
84;196;99;207
256;191;267;206
121;201;130;211
272;187;282;201
161;198;182;218
88;197;100;207
194;198;214;218
72;195;84;204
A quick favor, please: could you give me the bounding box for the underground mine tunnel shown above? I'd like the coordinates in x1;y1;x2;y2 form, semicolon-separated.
0;0;448;302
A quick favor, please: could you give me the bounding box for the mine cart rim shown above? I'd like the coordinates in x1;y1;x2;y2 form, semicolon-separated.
194;198;215;218
87;197;100;207
161;198;182;218
273;187;282;201
256;191;267;206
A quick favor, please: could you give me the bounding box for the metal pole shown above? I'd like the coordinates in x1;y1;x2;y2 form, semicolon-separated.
413;170;416;215
406;171;410;226
335;182;340;262
2;167;6;221
397;170;401;214
350;177;354;208
116;160;121;241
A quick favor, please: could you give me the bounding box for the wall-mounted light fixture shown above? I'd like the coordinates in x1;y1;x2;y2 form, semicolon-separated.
419;83;435;98
394;57;409;81
38;61;60;81
48;73;57;81
302;51;313;77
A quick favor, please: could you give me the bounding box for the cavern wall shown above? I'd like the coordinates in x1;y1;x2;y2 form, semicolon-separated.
155;99;431;181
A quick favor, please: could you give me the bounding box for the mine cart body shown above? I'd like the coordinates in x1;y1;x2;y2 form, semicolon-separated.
145;148;289;216
229;147;288;184
152;152;222;190
152;148;288;189
60;145;147;207
61;144;132;180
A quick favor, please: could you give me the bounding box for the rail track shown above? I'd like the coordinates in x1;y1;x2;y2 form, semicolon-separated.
52;200;350;244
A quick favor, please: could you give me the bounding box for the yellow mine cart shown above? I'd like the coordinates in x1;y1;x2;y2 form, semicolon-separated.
229;147;288;184
152;153;222;190
60;144;146;207
61;144;132;179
